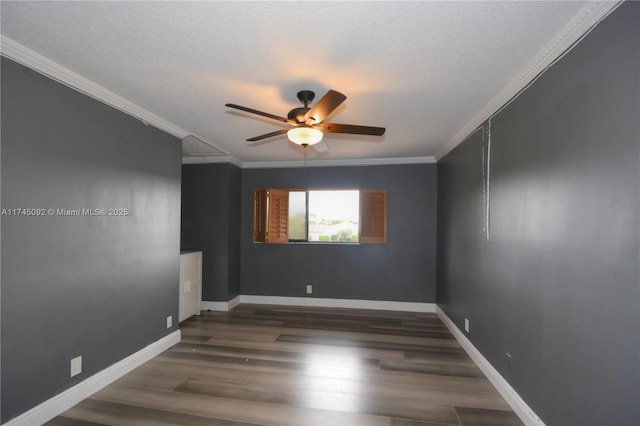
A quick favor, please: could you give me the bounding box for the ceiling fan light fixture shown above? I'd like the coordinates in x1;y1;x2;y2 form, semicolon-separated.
287;127;323;146
226;89;385;148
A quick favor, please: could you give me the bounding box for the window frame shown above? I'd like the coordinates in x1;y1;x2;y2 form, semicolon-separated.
253;188;387;244
287;190;309;243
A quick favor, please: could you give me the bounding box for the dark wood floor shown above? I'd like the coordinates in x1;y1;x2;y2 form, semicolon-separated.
47;304;522;426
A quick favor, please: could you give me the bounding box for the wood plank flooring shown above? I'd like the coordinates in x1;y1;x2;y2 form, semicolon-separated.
46;304;522;426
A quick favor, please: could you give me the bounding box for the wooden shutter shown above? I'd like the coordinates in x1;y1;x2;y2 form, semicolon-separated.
360;189;387;244
253;189;268;242
266;189;289;243
253;188;291;243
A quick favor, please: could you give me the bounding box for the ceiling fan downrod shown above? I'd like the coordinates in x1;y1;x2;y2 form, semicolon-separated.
296;90;315;107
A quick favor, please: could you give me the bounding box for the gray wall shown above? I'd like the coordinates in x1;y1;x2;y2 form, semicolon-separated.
181;163;241;301
240;164;437;302
437;3;639;425
1;58;182;423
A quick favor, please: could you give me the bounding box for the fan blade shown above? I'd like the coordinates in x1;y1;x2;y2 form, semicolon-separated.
318;123;386;136
226;103;291;123
312;140;329;153
246;129;289;142
304;90;346;125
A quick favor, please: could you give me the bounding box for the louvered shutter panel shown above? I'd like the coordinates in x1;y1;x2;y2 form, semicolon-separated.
253;189;268;242
266;189;289;243
360;189;387;244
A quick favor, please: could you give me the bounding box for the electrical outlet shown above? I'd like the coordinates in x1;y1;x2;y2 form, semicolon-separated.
166;315;173;328
306;284;312;294
464;318;470;333
70;356;82;377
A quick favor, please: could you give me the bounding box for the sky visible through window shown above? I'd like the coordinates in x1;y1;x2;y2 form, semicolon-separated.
308;190;359;242
308;190;359;222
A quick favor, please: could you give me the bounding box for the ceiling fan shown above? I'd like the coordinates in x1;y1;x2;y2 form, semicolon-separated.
225;90;385;150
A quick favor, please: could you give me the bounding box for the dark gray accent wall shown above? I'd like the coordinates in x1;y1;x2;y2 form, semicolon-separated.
1;58;182;423
181;163;241;301
241;164;437;302
437;3;639;425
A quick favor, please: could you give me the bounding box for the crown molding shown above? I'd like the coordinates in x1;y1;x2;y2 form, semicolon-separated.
181;155;244;168
241;156;436;169
181;155;436;169
5;0;617;168
1;36;191;140
435;1;622;160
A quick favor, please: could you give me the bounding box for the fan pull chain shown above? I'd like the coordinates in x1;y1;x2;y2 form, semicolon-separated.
304;146;308;171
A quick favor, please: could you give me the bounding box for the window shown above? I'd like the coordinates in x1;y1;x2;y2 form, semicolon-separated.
253;189;387;244
308;190;359;242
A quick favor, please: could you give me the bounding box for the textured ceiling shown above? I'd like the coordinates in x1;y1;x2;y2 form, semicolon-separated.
0;1;618;165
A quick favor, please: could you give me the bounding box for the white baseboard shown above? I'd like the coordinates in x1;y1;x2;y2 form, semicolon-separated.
200;300;233;311
200;295;241;312
228;295;242;310
435;306;545;426
3;330;181;426
244;295;435;312
202;295;435;313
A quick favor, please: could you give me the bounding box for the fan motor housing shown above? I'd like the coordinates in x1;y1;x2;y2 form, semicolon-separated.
287;107;310;123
